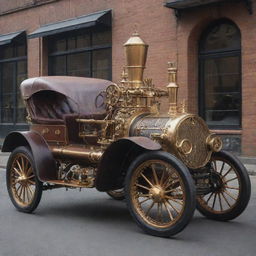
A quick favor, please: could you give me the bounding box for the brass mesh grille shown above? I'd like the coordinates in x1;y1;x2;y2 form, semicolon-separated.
175;116;211;169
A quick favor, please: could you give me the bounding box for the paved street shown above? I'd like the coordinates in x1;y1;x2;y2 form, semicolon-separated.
0;163;255;256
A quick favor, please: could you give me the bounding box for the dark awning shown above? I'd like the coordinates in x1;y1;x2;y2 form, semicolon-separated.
0;30;25;46
28;9;111;39
165;0;241;10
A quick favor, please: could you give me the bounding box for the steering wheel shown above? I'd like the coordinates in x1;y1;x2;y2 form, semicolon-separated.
105;84;121;106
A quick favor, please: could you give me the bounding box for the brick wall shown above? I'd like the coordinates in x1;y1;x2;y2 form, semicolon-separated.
0;0;255;156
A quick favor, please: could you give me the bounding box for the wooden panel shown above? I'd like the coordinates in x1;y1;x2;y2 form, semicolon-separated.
31;124;68;144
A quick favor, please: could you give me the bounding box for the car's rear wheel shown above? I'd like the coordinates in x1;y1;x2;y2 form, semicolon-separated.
107;189;125;200
125;151;196;237
196;150;251;221
6;146;43;213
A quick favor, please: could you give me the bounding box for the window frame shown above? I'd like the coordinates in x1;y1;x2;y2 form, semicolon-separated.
0;37;28;136
198;19;242;130
48;26;112;80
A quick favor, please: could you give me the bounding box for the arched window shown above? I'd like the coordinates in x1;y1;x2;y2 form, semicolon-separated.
199;19;241;129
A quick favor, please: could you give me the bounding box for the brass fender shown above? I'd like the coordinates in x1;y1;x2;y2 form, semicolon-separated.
2;131;57;181
95;137;161;191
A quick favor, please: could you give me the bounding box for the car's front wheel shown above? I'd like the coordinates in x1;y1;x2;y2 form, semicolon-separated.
125;151;196;237
6;146;43;213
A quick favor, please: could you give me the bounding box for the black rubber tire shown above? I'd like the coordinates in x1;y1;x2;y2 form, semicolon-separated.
6;146;43;213
196;150;251;221
125;151;196;237
107;189;125;200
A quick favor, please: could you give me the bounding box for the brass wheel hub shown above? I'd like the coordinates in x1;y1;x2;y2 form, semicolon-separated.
17;175;29;185
149;186;165;203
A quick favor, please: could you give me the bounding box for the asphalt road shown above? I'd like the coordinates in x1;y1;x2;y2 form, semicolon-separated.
0;169;255;256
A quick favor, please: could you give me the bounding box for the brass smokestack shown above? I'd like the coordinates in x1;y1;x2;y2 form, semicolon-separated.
124;32;148;88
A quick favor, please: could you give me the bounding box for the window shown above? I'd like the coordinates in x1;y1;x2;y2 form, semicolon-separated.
48;28;112;80
199;20;241;129
0;38;27;135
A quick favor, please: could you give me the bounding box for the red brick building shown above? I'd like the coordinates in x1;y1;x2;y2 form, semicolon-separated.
0;0;255;156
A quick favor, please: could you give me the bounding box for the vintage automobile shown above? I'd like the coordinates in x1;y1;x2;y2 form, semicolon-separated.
2;32;251;237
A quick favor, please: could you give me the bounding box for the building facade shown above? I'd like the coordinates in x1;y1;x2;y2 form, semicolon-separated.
0;0;255;156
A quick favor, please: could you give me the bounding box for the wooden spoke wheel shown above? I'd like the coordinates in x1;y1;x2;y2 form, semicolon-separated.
125;151;196;237
6;146;43;213
197;150;251;221
107;188;125;200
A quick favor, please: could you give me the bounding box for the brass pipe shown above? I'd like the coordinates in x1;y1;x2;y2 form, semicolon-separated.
51;146;103;163
166;62;178;116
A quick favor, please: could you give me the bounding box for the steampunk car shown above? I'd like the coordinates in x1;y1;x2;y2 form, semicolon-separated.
2;32;251;237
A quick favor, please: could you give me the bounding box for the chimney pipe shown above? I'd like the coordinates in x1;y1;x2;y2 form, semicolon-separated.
124;32;148;88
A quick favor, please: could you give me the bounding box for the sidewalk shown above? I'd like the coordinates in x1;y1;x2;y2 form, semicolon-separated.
0;152;255;175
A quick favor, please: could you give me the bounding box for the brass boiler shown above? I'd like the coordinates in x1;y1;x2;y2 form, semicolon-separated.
129;113;221;169
116;32;222;170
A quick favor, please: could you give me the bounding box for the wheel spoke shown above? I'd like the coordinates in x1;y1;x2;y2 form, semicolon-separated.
21;156;25;172
151;164;159;185
222;167;233;178
164;188;176;194
141;173;154;187
13;167;22;177
24;158;29;174
135;183;151;191
145;202;155;216
219;162;225;175
218;193;223;211
224;190;237;201
18;185;23;198
138;193;151;198
169;198;183;206
16;184;22;193
165;180;180;190
164;201;174;221
226;186;239;190
24;186;28;202
27;180;36;185
206;192;214;204
157;203;161;221
27;184;34;198
139;198;151;205
27;174;35;180
22;185;26;202
159;170;165;186
26;167;32;176
224;176;238;183
166;200;179;214
16;159;23;174
211;193;217;209
220;192;231;207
